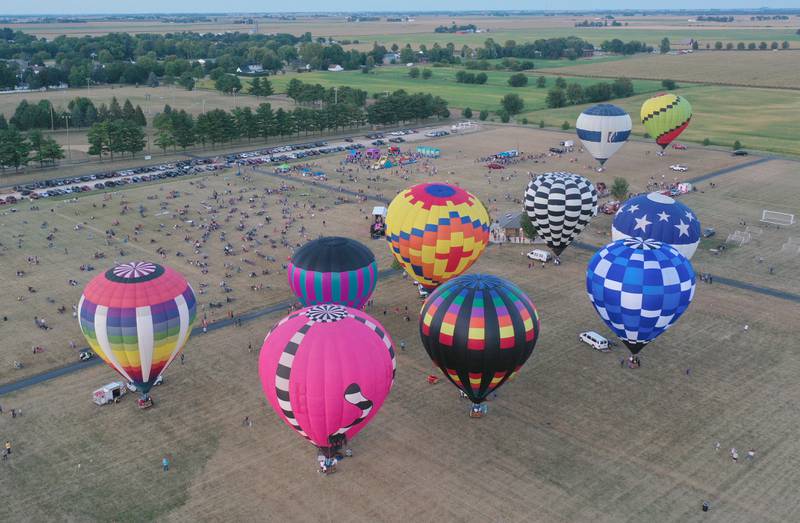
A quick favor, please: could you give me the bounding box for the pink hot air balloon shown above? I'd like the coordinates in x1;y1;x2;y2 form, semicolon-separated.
259;304;396;469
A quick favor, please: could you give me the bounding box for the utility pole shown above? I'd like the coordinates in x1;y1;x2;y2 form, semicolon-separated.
233;88;239;107
145;93;151;115
334;86;338;105
50;105;55;131
63;113;72;161
202;99;206;114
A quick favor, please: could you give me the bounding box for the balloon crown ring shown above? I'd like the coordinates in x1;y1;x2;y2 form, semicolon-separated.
304;304;350;323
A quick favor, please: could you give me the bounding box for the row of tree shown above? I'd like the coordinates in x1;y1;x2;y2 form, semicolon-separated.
711;40;790;50
545;78;636;108
87;120;146;160
285;79;367;107
454;70;489;84
8;96;146;131
0;126;65;171
599;39;653;55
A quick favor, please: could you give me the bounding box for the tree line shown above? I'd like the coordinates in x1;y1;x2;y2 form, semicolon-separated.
434;24;478;33
599;39;654;55
545;78;635;108
8;96;146;131
0;125;65;171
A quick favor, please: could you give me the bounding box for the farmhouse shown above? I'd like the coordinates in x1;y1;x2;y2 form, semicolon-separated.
382;52;401;64
327;64;344;72
236;64;264;75
491;211;533;244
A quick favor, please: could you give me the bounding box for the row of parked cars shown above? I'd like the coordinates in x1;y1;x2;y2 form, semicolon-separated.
224;142;366;167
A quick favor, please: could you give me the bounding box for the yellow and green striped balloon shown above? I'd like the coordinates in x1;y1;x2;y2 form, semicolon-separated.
640;94;692;150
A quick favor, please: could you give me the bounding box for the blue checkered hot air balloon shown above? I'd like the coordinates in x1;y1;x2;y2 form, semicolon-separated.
586;237;695;356
576;104;632;169
612;192;701;259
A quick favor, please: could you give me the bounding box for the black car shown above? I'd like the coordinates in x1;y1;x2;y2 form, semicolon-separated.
344;137;354;143
732;150;748;156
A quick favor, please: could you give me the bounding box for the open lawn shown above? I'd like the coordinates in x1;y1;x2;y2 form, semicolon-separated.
520;85;800;157
1;127;800;521
538;51;800;89
255;66;663;113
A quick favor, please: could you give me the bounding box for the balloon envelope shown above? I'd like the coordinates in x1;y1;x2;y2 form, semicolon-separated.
288;236;377;308
586;238;695;354
524;172;598;257
612;192;701;259
576;104;631;166
420;274;540;403
641;94;692;149
259;304;395;450
79;261;197;394
386;182;490;289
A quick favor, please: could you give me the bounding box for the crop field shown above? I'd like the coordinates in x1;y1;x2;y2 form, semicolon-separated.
1;126;799;521
257;66;663;113
520;85;800;157
538;51;800;89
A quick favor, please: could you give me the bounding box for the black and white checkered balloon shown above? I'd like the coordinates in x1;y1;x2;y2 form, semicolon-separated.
524;172;598;256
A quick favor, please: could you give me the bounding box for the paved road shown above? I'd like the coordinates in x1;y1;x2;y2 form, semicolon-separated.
687;157;771;184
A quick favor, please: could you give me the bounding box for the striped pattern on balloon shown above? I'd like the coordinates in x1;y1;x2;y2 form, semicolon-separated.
576;103;632;168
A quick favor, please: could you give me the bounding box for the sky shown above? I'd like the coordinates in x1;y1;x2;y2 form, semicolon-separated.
2;1;797;15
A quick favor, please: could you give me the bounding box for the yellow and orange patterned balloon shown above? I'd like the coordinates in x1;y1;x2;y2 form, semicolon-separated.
386;183;490;289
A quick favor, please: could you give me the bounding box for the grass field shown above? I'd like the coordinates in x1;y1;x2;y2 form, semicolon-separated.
244;66;664;113
538;51;800;89
520;85;800;157
1;126;800;521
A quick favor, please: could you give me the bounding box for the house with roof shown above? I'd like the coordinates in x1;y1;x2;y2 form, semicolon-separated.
491;211;535;244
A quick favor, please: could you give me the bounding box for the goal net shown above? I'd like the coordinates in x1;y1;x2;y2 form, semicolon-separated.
726;230;751;246
781;237;800;255
761;210;795;226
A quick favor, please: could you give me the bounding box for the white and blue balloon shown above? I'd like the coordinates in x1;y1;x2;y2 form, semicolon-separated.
612;192;701;259
576;104;632;168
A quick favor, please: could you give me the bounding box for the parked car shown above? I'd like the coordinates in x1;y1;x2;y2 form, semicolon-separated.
579;331;610;352
526;249;552;262
703;228;716;238
672;143;687;150
670;164;688;172
732;149;748;156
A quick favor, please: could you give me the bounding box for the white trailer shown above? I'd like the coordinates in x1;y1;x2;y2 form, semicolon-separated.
93;382;128;405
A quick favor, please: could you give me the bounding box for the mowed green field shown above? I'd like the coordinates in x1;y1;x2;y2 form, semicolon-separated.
343;26;800;50
1;127;800;521
521;85;800;156
248;67;663;113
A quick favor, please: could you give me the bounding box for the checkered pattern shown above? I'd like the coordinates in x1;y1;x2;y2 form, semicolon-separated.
419;274;540;403
524;172;598;256
586;237;696;354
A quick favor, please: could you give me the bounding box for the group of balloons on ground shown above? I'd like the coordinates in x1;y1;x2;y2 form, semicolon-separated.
75;92;699;465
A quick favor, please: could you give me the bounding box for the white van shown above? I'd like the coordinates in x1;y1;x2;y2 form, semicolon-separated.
579;331;610;351
526;249;552;262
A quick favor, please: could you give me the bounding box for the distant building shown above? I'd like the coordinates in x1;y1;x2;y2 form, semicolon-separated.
582;47;595;57
382;52;400;65
491;211;534;244
327;64;344;72
237;64;264;75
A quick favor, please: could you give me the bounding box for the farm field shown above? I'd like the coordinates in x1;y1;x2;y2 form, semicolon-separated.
1;126;800;521
247;66;664;113
538;51;800;89
520;85;800;157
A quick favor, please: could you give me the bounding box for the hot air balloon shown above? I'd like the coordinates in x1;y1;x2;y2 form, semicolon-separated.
612;192;701;259
259;304;395;470
79;261;197;404
576;103;631;170
386;182;490;289
586;238;695;364
524;172;598;260
641;93;692;152
419;274;539;414
287;236;377;309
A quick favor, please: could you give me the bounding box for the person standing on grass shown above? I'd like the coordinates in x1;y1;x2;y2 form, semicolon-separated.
162;457;169;471
4;440;11;455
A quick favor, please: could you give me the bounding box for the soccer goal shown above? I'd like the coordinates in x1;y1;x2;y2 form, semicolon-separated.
780;242;800;255
761;210;795;226
726;230;751;246
745;225;763;236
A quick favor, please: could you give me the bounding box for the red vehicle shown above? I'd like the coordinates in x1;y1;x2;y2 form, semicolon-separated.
487;163;505;170
6;195;17;204
672;143;687;150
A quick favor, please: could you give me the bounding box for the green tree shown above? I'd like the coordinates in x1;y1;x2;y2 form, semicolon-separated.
612;77;634;98
561;121;570;130
565;83;584;105
536;76;546;88
178;72;195;91
478;109;489;121
660;38;671;54
546;87;567;108
661;79;677;90
475;72;488;84
249;77;263;96
462;107;473;118
134;105;147;127
122;99;137;122
422;69;432;79
714;41;724;50
758;42;768;50
555;76;566;89
520;210;537;241
611;177;629;200
38;136;64;165
256;103;275;142
87;122;109;159
726;42;734;50
0;127;31;171
499;110;510;123
154;128;175;153
508;73;528;87
702;138;711;146
737;42;746;50
147;71;159;87
500;93;524;114
109;97;123;121
538;120;545;128
215;74;242;95
782;41;790;49
408;67;420;79
733;140;742;150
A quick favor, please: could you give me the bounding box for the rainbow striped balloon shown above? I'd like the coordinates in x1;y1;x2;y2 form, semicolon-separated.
287;237;378;309
79;261;197;395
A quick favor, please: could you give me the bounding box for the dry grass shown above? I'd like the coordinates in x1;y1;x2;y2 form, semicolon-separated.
1;126;800;521
538;51;800;89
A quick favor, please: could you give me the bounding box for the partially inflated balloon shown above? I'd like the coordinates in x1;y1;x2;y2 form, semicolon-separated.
576;103;631;167
288;236;377;308
586;238;695;355
524;172;597;257
420;274;540;403
641;94;692;150
386;182;490;289
79;261;197;396
259;304;395;451
612;192;701;259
